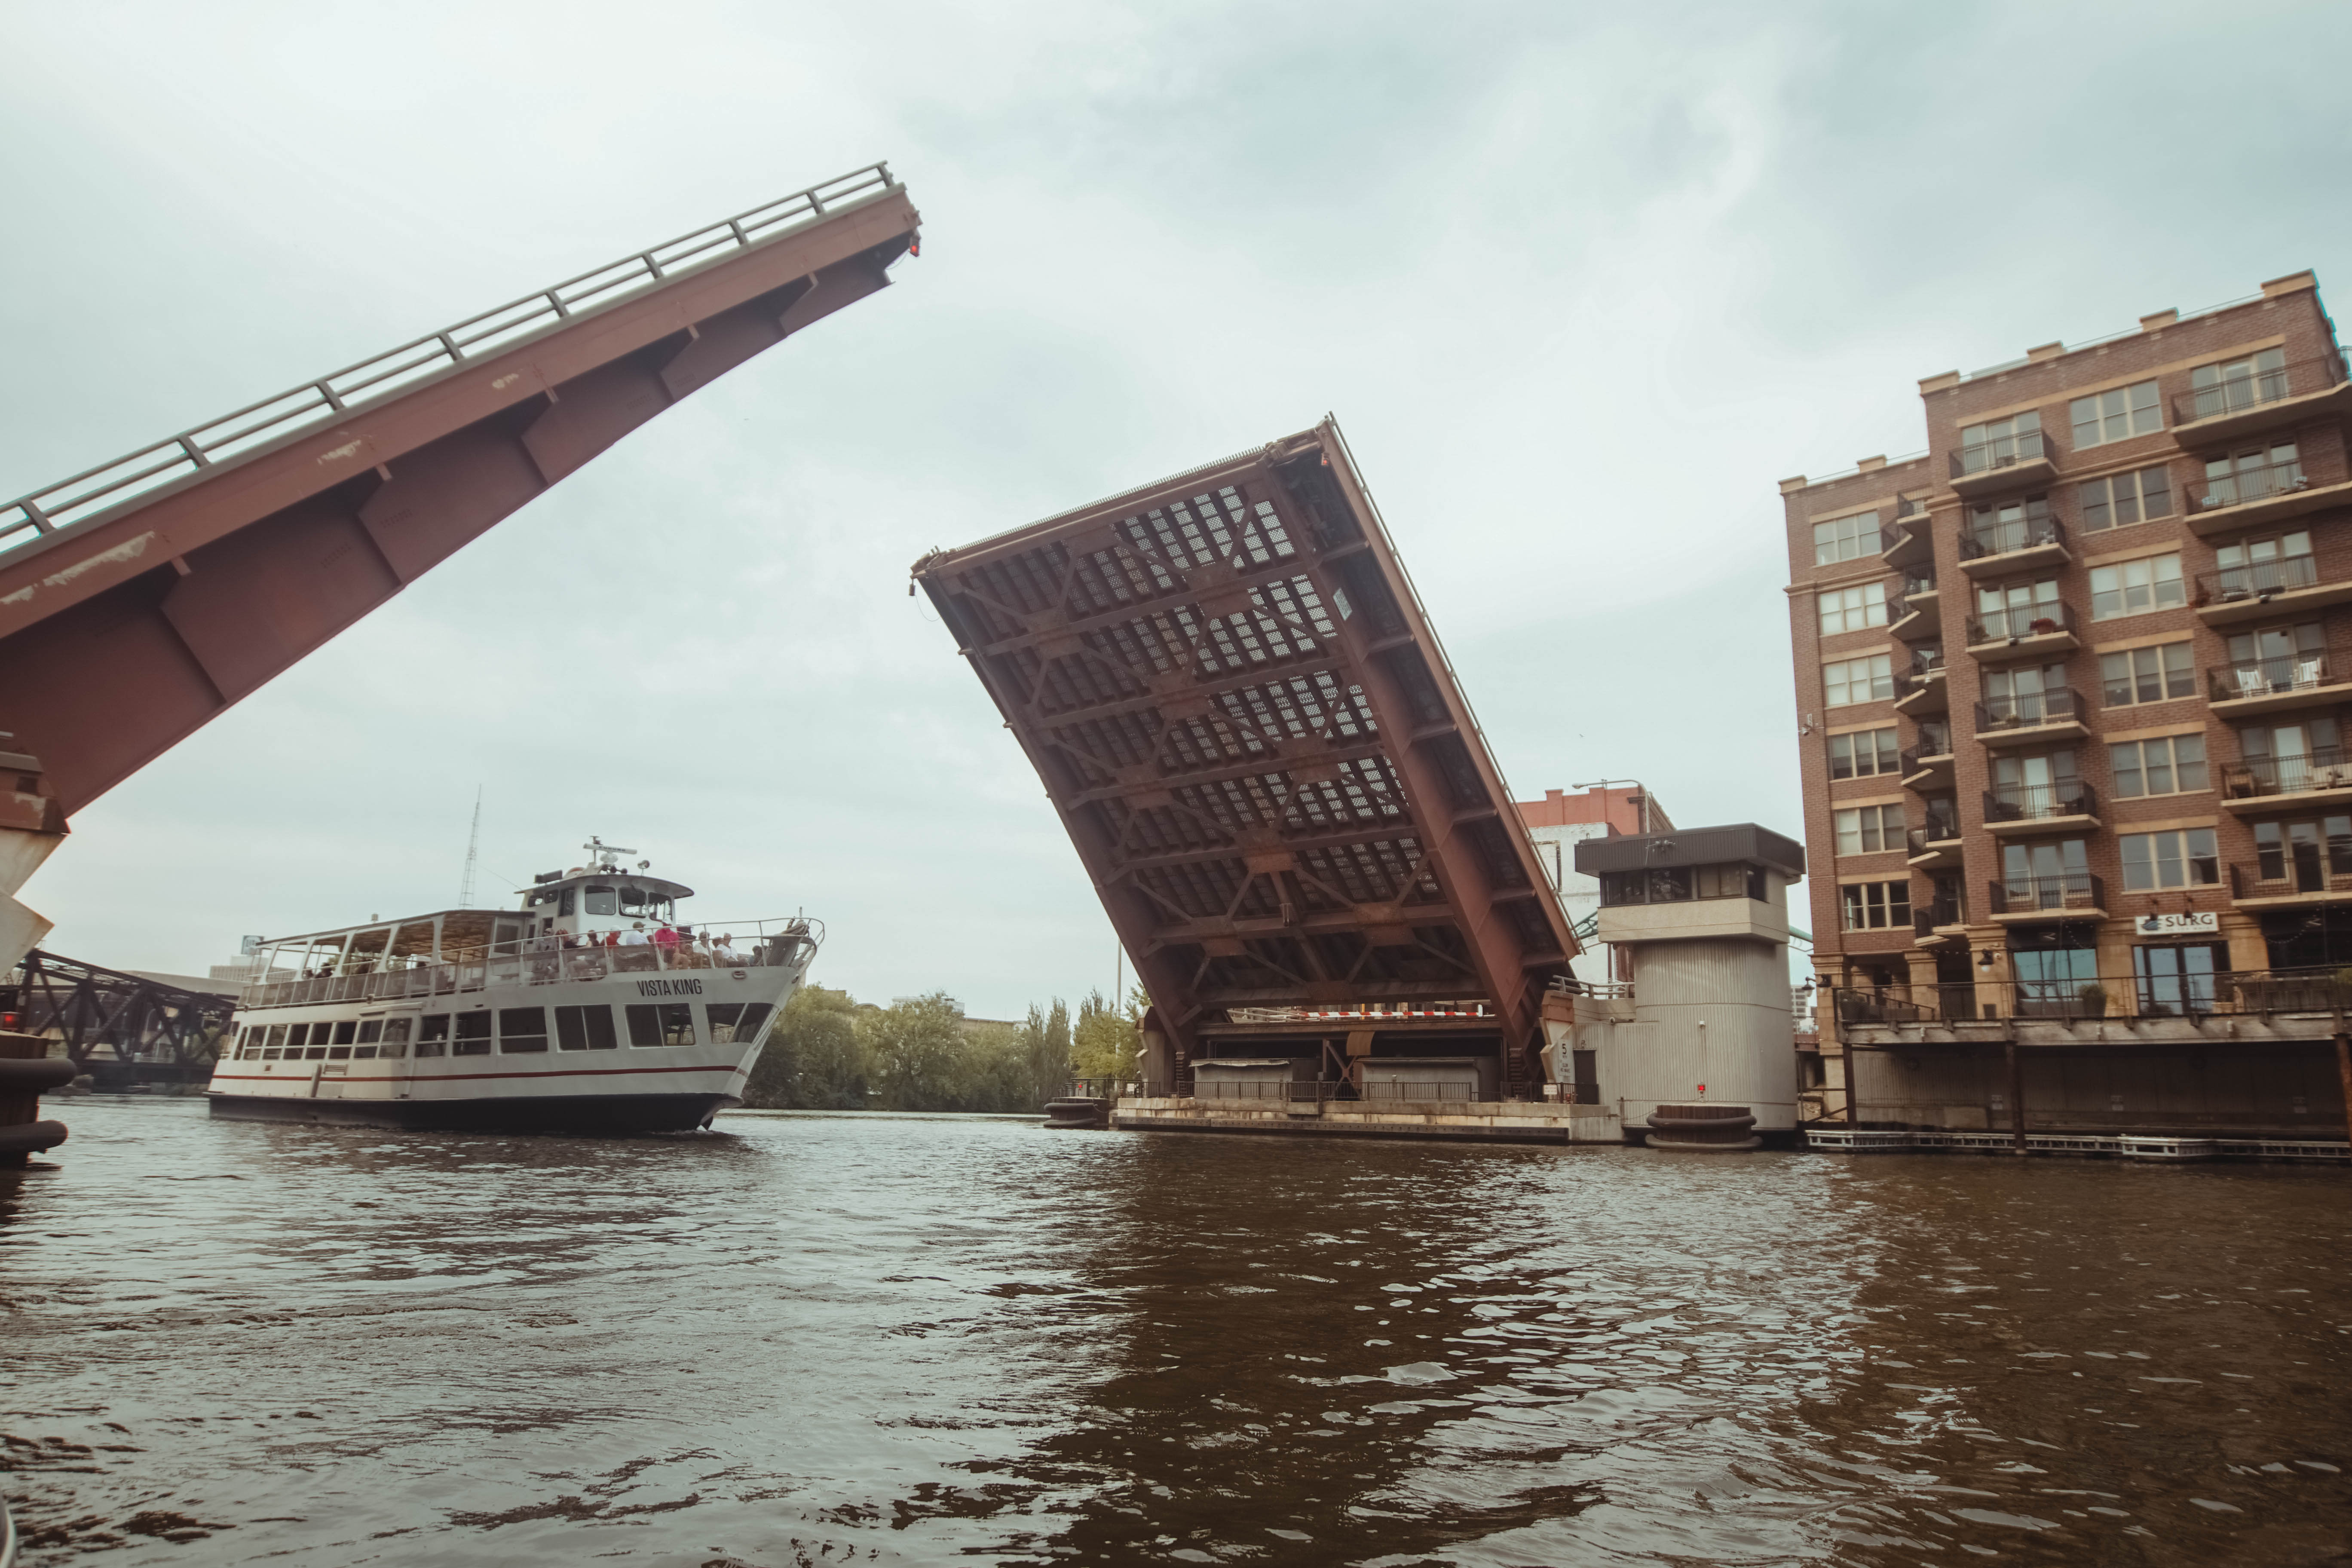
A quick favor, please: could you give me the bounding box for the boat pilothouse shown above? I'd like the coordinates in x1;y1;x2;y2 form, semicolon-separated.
206;839;819;1132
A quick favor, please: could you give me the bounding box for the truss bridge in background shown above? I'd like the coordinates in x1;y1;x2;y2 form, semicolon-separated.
3;949;237;1086
912;419;1577;1096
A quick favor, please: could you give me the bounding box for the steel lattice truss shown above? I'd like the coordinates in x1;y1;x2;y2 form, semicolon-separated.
5;949;235;1078
913;420;1576;1093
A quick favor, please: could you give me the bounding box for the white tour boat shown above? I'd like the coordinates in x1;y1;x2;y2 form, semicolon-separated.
205;839;819;1132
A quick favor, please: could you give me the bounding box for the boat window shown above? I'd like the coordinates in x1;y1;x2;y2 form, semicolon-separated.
416;1014;449;1058
286;1023;310;1049
265;1024;287;1051
619;885;647;917
624;1003;696;1047
498;1007;550;1054
357;1020;383;1044
585;885;617;916
381;1017;412;1058
328;1046;352;1060
353;1046;377;1059
706;1003;775;1044
306;1043;329;1060
453;1010;493;1057
559;887;576;917
332;1021;357;1046
555;1004;618;1050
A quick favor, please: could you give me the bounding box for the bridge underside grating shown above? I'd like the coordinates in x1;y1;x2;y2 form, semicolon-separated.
913;420;1576;1095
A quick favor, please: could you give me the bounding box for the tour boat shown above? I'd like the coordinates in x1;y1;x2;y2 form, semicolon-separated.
204;839;819;1132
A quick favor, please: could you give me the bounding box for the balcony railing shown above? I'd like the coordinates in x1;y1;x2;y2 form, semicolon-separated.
1917;722;1954;755
1906;817;1961;856
2198;458;2309;511
1880;518;1931;565
1899;738;1955;776
2227;859;2352;900
2174;354;2349;426
1910;898;1966;938
1833;964;2352;1027
1988;872;2104;916
1951;428;2047;480
1901;570;1937;596
1910;646;1947;678
1960;513;2065;562
1888;585;1938;630
2223;745;2352;799
1976;685;2082;733
1967;602;2073;645
2208;652;2336;703
2199;554;2321;606
1984;782;2095;824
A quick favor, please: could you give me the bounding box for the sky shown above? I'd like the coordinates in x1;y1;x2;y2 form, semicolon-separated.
5;0;2349;1017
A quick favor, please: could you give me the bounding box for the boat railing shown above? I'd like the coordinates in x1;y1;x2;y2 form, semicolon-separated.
238;916;822;1009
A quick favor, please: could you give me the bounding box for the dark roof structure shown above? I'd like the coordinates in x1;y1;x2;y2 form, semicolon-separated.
1575;824;1807;880
911;419;1577;1094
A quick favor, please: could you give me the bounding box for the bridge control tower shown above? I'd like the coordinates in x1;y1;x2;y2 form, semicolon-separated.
1556;824;1807;1147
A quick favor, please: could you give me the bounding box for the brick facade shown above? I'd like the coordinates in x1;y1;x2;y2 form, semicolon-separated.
1781;273;2352;1074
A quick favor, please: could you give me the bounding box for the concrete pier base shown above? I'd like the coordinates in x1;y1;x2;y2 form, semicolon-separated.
1112;1096;1624;1145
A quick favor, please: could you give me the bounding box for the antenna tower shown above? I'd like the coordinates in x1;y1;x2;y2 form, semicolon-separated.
459;787;482;906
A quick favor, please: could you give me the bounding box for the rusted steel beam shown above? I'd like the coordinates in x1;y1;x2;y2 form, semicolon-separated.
0;169;919;815
913;421;1575;1093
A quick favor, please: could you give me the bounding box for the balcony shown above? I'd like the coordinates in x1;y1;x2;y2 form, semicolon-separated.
1880;518;1933;571
1911;897;1968;943
2194;554;2352;625
2206;652;2352;717
2171;353;2352;446
2221;746;2352;811
1906;816;1963;869
1834;964;2352;1027
1983;782;2098;834
1957;514;2068;576
1949;429;2057;497
1973;686;2088;742
1887;574;1941;640
2184;458;2352;539
1893;649;1949;716
2227;859;2352;910
1964;601;2079;661
1989;872;2106;922
1900;726;1956;788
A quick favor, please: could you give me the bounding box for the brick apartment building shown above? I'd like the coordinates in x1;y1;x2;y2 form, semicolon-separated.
1781;271;2352;1131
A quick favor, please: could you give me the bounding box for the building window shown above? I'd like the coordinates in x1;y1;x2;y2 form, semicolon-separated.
1834;803;1906;855
1824;654;1893;707
2078;465;2173;531
2203;441;2305;509
2119;828;2219;891
2000;838;2093;911
2110;734;2208;798
1599;863;1764;906
1840;880;1911;931
1973;578;2062;640
1966;495;2052;554
1957;411;2042;474
1983;664;2072;726
2100;642;2196;706
2188;346;2288;420
1818;581;1889;635
2253;817;2352;884
2135;943;2226;1017
1828;727;1900;780
1814;512;1882;566
2070;380;2162;448
2089;554;2184;620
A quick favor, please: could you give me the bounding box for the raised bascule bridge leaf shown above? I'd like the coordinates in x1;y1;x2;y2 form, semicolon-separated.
913;420;1577;1097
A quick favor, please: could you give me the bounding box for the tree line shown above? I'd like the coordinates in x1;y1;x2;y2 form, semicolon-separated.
739;984;1142;1113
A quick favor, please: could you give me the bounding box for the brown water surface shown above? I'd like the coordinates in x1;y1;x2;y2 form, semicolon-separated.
1;1099;2347;1565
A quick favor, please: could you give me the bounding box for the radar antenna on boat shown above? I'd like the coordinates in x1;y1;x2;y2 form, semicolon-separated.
583;837;646;874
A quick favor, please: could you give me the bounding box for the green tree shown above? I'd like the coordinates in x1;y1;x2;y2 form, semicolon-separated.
1016;1001;1074;1107
861;992;970;1112
741;985;864;1109
1071;987;1139;1087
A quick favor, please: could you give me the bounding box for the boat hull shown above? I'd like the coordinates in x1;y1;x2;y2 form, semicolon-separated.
208;1089;737;1133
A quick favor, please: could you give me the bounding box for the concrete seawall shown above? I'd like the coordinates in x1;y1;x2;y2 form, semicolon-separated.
1111;1096;1625;1145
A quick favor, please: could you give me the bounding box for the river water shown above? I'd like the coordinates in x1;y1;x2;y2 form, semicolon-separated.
2;1100;2347;1566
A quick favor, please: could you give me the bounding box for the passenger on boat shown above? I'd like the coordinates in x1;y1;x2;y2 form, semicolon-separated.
617;921;656;971
711;934;744;967
653;924;681;961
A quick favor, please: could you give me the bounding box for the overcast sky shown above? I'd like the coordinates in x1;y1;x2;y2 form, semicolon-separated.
6;0;2348;1016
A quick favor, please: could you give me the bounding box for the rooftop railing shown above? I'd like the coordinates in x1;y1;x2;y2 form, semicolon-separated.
1;163;900;558
238;918;818;1010
2174;353;2349;426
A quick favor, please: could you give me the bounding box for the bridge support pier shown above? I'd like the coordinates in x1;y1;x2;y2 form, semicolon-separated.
0;1030;72;1167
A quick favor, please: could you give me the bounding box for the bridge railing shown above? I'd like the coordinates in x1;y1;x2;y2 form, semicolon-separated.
2;162;899;558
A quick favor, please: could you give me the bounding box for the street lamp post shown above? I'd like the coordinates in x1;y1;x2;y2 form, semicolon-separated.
1570;778;1651;835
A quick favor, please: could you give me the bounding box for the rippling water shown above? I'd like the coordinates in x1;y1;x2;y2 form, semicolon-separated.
3;1099;2348;1565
